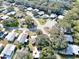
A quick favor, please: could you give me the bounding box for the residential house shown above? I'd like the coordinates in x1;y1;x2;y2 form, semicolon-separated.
50;14;57;19
27;7;33;11
64;34;73;43
0;44;16;59
7;11;16;15
17;31;28;44
38;11;44;16
61;44;79;55
64;27;72;34
0;15;9;20
5;30;16;42
42;14;49;19
58;15;64;19
33;9;39;12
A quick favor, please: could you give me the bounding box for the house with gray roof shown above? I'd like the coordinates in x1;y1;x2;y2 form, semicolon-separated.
5;30;16;42
64;34;73;43
61;44;79;55
42;14;49;19
17;32;28;44
38;11;44;16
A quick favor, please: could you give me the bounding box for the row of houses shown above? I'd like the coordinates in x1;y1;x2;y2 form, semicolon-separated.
5;30;28;44
26;7;64;19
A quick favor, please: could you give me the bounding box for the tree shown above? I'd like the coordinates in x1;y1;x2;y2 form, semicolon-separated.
35;34;51;49
6;0;15;3
14;48;32;59
50;24;67;49
71;20;79;44
36;29;43;35
40;47;57;59
7;7;14;12
25;16;36;28
58;19;71;30
2;18;19;27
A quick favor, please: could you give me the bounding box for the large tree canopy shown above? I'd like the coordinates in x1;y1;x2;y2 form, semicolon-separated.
40;47;57;59
35;34;51;49
50;24;67;49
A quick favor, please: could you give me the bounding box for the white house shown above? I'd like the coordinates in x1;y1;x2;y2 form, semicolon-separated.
27;7;33;11
62;44;79;55
17;31;28;44
5;30;16;42
64;34;73;43
58;15;64;19
7;11;16;15
38;11;44;16
0;44;16;59
1;16;9;20
42;14;49;19
50;14;57;19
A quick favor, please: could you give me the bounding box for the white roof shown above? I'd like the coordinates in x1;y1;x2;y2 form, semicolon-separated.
38;11;44;15
64;35;73;42
0;24;3;28
1;16;9;20
50;14;57;18
62;44;79;55
7;11;16;15
71;45;79;55
5;31;16;41
17;32;27;44
1;44;16;56
34;9;39;12
42;14;49;19
27;7;33;11
58;15;64;19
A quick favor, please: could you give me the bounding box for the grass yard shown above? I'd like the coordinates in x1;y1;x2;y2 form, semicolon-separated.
0;39;8;46
38;17;46;25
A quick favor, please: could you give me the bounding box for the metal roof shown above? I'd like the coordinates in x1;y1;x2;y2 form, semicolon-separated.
1;44;16;56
